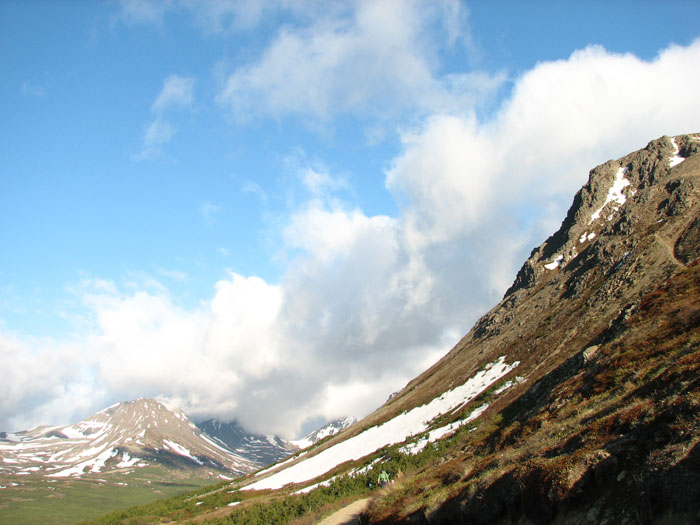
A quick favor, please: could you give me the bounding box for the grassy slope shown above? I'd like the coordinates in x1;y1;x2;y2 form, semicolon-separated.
0;466;213;525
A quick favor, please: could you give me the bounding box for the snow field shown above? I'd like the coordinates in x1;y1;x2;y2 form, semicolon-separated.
400;403;490;455
243;357;519;491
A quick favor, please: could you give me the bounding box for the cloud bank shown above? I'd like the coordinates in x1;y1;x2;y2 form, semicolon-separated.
3;26;700;437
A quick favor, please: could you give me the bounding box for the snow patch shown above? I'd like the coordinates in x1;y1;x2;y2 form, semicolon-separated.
163;439;203;465
294;476;336;494
46;448;118;478
544;254;563;270
243;357;518;491
579;231;596;244
590;167;631;223
289;437;313;449
669;137;685;167
116;451;140;468
401;404;490;455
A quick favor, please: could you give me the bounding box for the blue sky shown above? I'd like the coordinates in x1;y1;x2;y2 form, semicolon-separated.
2;0;700;437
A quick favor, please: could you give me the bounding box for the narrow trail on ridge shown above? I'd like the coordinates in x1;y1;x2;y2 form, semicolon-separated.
316;498;370;525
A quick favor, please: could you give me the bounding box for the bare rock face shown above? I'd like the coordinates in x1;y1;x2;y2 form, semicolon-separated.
506;134;700;300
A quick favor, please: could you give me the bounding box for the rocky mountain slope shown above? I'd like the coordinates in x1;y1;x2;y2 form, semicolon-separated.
102;134;700;524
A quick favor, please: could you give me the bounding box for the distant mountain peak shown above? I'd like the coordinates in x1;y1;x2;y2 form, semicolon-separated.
290;416;358;449
196;419;296;466
0;398;257;480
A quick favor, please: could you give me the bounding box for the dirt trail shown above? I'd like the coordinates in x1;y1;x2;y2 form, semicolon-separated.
317;498;370;525
654;232;684;268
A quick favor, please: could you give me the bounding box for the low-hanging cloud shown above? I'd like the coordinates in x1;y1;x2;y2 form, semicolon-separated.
3;39;700;437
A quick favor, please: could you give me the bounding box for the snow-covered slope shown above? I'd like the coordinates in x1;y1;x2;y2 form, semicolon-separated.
0;399;257;479
242;357;519;491
197;419;296;467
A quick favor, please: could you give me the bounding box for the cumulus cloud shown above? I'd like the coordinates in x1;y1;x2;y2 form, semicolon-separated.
0;332;98;432
216;0;501;122
4;39;700;438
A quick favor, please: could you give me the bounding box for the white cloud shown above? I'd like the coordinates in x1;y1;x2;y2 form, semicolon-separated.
145;116;175;144
151;74;195;112
116;0;174;26
181;0;279;33
134;74;195;160
0;332;99;432
216;0;500;122
300;168;347;197
157;268;188;282
4;39;700;438
200;201;221;224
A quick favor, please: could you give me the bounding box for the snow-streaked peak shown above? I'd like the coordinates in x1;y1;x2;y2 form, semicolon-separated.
290;416;359;450
0;399;257;480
